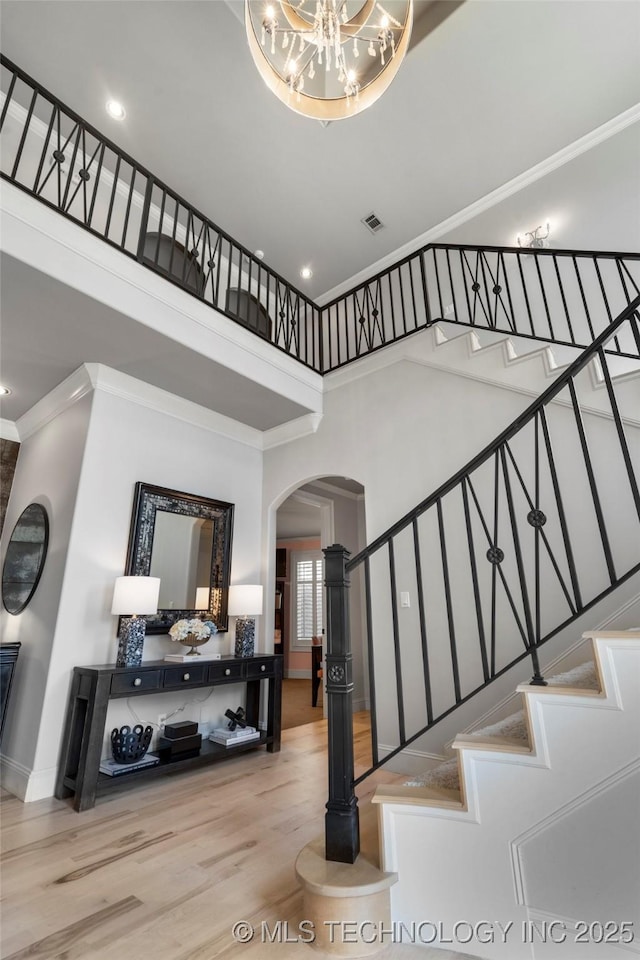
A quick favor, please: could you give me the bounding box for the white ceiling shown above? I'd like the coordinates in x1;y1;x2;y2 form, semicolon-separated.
1;0;639;427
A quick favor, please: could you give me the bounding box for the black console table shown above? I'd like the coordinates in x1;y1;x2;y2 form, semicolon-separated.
55;654;282;811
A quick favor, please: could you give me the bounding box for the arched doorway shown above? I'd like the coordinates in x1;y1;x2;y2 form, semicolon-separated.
273;476;366;730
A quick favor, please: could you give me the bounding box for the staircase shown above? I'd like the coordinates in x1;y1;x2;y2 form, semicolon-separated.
373;630;640;958
303;289;640;956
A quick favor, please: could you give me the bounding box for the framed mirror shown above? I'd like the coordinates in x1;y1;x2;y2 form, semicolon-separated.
124;483;234;634
2;503;49;615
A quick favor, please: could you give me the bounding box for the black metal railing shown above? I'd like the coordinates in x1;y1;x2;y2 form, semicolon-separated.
323;294;640;862
321;243;640;370
2;55;640;379
0;56;322;370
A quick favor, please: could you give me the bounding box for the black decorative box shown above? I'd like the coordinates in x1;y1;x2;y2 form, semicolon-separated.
164;720;198;739
157;733;202;760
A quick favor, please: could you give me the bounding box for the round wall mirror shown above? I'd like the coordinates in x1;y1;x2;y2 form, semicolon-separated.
2;503;49;615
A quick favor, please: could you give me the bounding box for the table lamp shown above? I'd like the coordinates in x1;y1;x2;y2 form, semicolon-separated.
228;584;263;658
112;576;160;667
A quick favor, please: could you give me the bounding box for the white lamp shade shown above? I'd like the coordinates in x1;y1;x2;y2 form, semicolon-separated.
111;576;160;615
195;586;210;610
228;584;263;616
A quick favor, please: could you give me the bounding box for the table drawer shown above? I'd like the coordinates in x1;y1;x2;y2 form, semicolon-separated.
246;659;275;679
162;665;206;688
111;670;162;695
208;661;244;683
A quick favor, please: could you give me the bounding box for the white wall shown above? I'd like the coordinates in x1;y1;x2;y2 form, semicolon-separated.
264;351;640;764
437;122;640;253
265;361;532;547
1;375;265;800
0;392;93;787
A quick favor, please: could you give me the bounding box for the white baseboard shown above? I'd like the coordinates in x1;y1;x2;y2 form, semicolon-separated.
0;754;57;802
285;669;312;679
352;697;370;713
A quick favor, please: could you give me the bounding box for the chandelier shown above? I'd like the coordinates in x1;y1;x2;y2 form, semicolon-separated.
245;0;413;121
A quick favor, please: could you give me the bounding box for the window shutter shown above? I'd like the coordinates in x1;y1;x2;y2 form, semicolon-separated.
293;552;323;645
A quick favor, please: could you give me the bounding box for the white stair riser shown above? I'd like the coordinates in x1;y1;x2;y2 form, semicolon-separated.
377;638;640;959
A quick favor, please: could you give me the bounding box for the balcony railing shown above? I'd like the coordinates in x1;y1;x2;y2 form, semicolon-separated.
0;56;322;371
2;55;639;379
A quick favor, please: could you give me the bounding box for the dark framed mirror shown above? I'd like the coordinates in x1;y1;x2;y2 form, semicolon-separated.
2;503;49;615
124;483;234;634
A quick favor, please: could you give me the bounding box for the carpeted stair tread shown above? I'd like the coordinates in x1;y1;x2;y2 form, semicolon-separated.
405;659;599;790
546;660;599;690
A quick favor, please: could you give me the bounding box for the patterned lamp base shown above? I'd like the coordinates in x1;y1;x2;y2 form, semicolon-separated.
234;617;255;658
116;617;146;667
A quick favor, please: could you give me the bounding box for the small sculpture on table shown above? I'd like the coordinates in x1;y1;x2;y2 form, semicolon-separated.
224;706;248;731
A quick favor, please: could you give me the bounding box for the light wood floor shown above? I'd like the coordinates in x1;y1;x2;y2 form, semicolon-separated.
0;715;479;960
281;679;323;730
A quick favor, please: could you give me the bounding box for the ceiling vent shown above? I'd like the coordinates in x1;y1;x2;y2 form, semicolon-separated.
362;212;384;234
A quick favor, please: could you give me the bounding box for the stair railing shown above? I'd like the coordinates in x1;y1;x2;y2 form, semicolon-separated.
324;294;640;862
321;243;640;371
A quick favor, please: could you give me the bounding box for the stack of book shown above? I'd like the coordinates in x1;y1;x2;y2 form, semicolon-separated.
208;725;260;747
99;753;160;777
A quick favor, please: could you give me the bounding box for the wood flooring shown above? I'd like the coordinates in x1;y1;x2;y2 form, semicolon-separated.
281;679;323;731
0;715;479;960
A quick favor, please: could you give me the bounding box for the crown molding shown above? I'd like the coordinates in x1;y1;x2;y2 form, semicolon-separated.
0;419;20;442
14;362;263;447
305;479;364;502
16;365;94;441
262;412;323;450
84;364;264;449
317;104;640;305
11;360;323;450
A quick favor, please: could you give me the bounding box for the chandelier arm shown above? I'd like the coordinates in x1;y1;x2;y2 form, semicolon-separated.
289;46;316;81
375;2;403;29
271;26;395;42
278;0;378;36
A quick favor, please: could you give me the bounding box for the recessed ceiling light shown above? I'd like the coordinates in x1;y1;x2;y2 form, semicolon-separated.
106;99;126;120
0;385;12;396
300;266;313;280
254;249;265;260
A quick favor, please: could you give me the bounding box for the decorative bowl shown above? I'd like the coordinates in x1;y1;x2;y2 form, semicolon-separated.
179;633;209;656
111;724;153;764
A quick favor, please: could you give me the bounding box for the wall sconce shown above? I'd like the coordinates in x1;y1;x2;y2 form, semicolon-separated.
228;584;263;658
112;576;160;667
517;223;551;249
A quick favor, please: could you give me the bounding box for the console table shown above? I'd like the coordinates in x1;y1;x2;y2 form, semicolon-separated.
55;654;282;811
